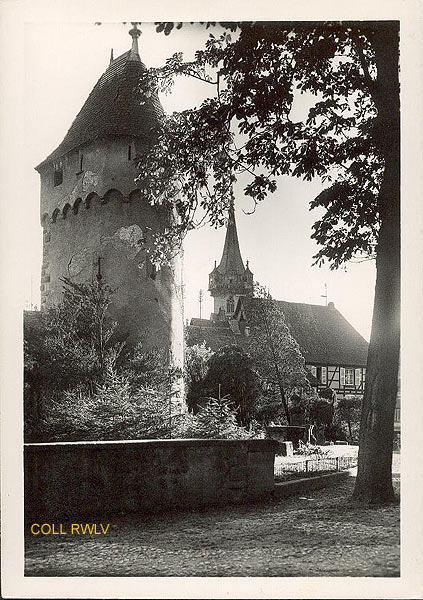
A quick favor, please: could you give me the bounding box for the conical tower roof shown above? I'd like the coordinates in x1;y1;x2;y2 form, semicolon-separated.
36;24;163;171
217;205;246;275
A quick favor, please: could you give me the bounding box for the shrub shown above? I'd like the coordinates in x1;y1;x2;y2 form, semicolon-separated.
324;423;348;442
337;396;362;442
25;281;260;443
294;441;330;457
37;370;259;443
39;369;173;442
185;343;213;411
24;279;181;441
175;398;260;440
24;279;123;411
311;397;334;426
193;345;262;427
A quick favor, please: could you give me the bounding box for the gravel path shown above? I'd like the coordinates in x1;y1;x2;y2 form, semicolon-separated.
25;476;399;577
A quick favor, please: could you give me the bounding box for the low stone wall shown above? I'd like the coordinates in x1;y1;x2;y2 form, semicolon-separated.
24;438;278;519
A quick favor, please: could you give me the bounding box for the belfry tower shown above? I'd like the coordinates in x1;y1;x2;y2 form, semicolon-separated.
35;24;183;366
208;204;253;320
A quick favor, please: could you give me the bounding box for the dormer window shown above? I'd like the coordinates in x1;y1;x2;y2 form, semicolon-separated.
53;162;63;187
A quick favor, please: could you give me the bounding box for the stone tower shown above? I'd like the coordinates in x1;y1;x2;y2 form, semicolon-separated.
208;204;253;320
35;25;183;367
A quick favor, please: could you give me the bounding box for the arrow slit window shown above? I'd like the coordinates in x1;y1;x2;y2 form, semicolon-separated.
53;161;63;187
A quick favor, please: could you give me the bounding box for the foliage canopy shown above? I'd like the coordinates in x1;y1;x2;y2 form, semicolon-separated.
137;21;387;268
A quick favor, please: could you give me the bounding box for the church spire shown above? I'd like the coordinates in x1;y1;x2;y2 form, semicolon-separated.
208;199;254;320
217;203;245;275
128;22;141;61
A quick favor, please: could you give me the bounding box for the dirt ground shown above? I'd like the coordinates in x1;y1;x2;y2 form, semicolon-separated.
25;474;400;577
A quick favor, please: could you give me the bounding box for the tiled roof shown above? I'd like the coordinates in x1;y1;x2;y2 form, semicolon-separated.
36;50;163;170
187;321;240;352
273;300;368;366
190;318;230;329
188;298;369;367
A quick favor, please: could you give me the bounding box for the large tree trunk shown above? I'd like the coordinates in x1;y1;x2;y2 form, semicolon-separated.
352;23;400;504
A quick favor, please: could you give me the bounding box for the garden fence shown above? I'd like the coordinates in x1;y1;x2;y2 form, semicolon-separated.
274;455;357;478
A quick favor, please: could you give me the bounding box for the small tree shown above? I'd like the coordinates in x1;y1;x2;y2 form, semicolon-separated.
24;279;124;440
24;279;121;403
318;386;337;402
338;396;362;442
40;368;173;442
197;345;262;426
24;279;179;442
41;371;256;442
184;343;213;410
244;285;311;425
311;398;334;425
175;398;258;439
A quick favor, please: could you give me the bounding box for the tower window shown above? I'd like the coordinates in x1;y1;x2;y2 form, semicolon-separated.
227;296;235;313
79;153;84;172
128;144;132;161
53;162;63;186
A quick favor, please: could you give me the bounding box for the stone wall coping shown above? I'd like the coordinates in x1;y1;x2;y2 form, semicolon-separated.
266;425;307;431
24;438;279;451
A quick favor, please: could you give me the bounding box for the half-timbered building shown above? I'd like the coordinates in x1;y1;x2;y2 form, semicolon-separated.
189;297;369;400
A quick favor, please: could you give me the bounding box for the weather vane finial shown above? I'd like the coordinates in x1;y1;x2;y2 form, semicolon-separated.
129;22;141;58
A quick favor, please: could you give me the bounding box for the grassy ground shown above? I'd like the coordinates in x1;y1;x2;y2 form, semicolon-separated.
25;474;399;577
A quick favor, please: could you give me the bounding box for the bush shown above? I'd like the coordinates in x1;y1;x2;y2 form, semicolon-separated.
324;423;348;442
25;281;260;443
294;441;330;457
318;387;336;401
195;345;262;426
175;398;259;440
39;369;173;441
24;279;183;441
337;396;362;442
24;279;123;413
185;343;213;411
37;370;259;443
311;397;334;425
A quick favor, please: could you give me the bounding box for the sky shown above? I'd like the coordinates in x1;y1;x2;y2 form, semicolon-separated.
24;21;376;339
